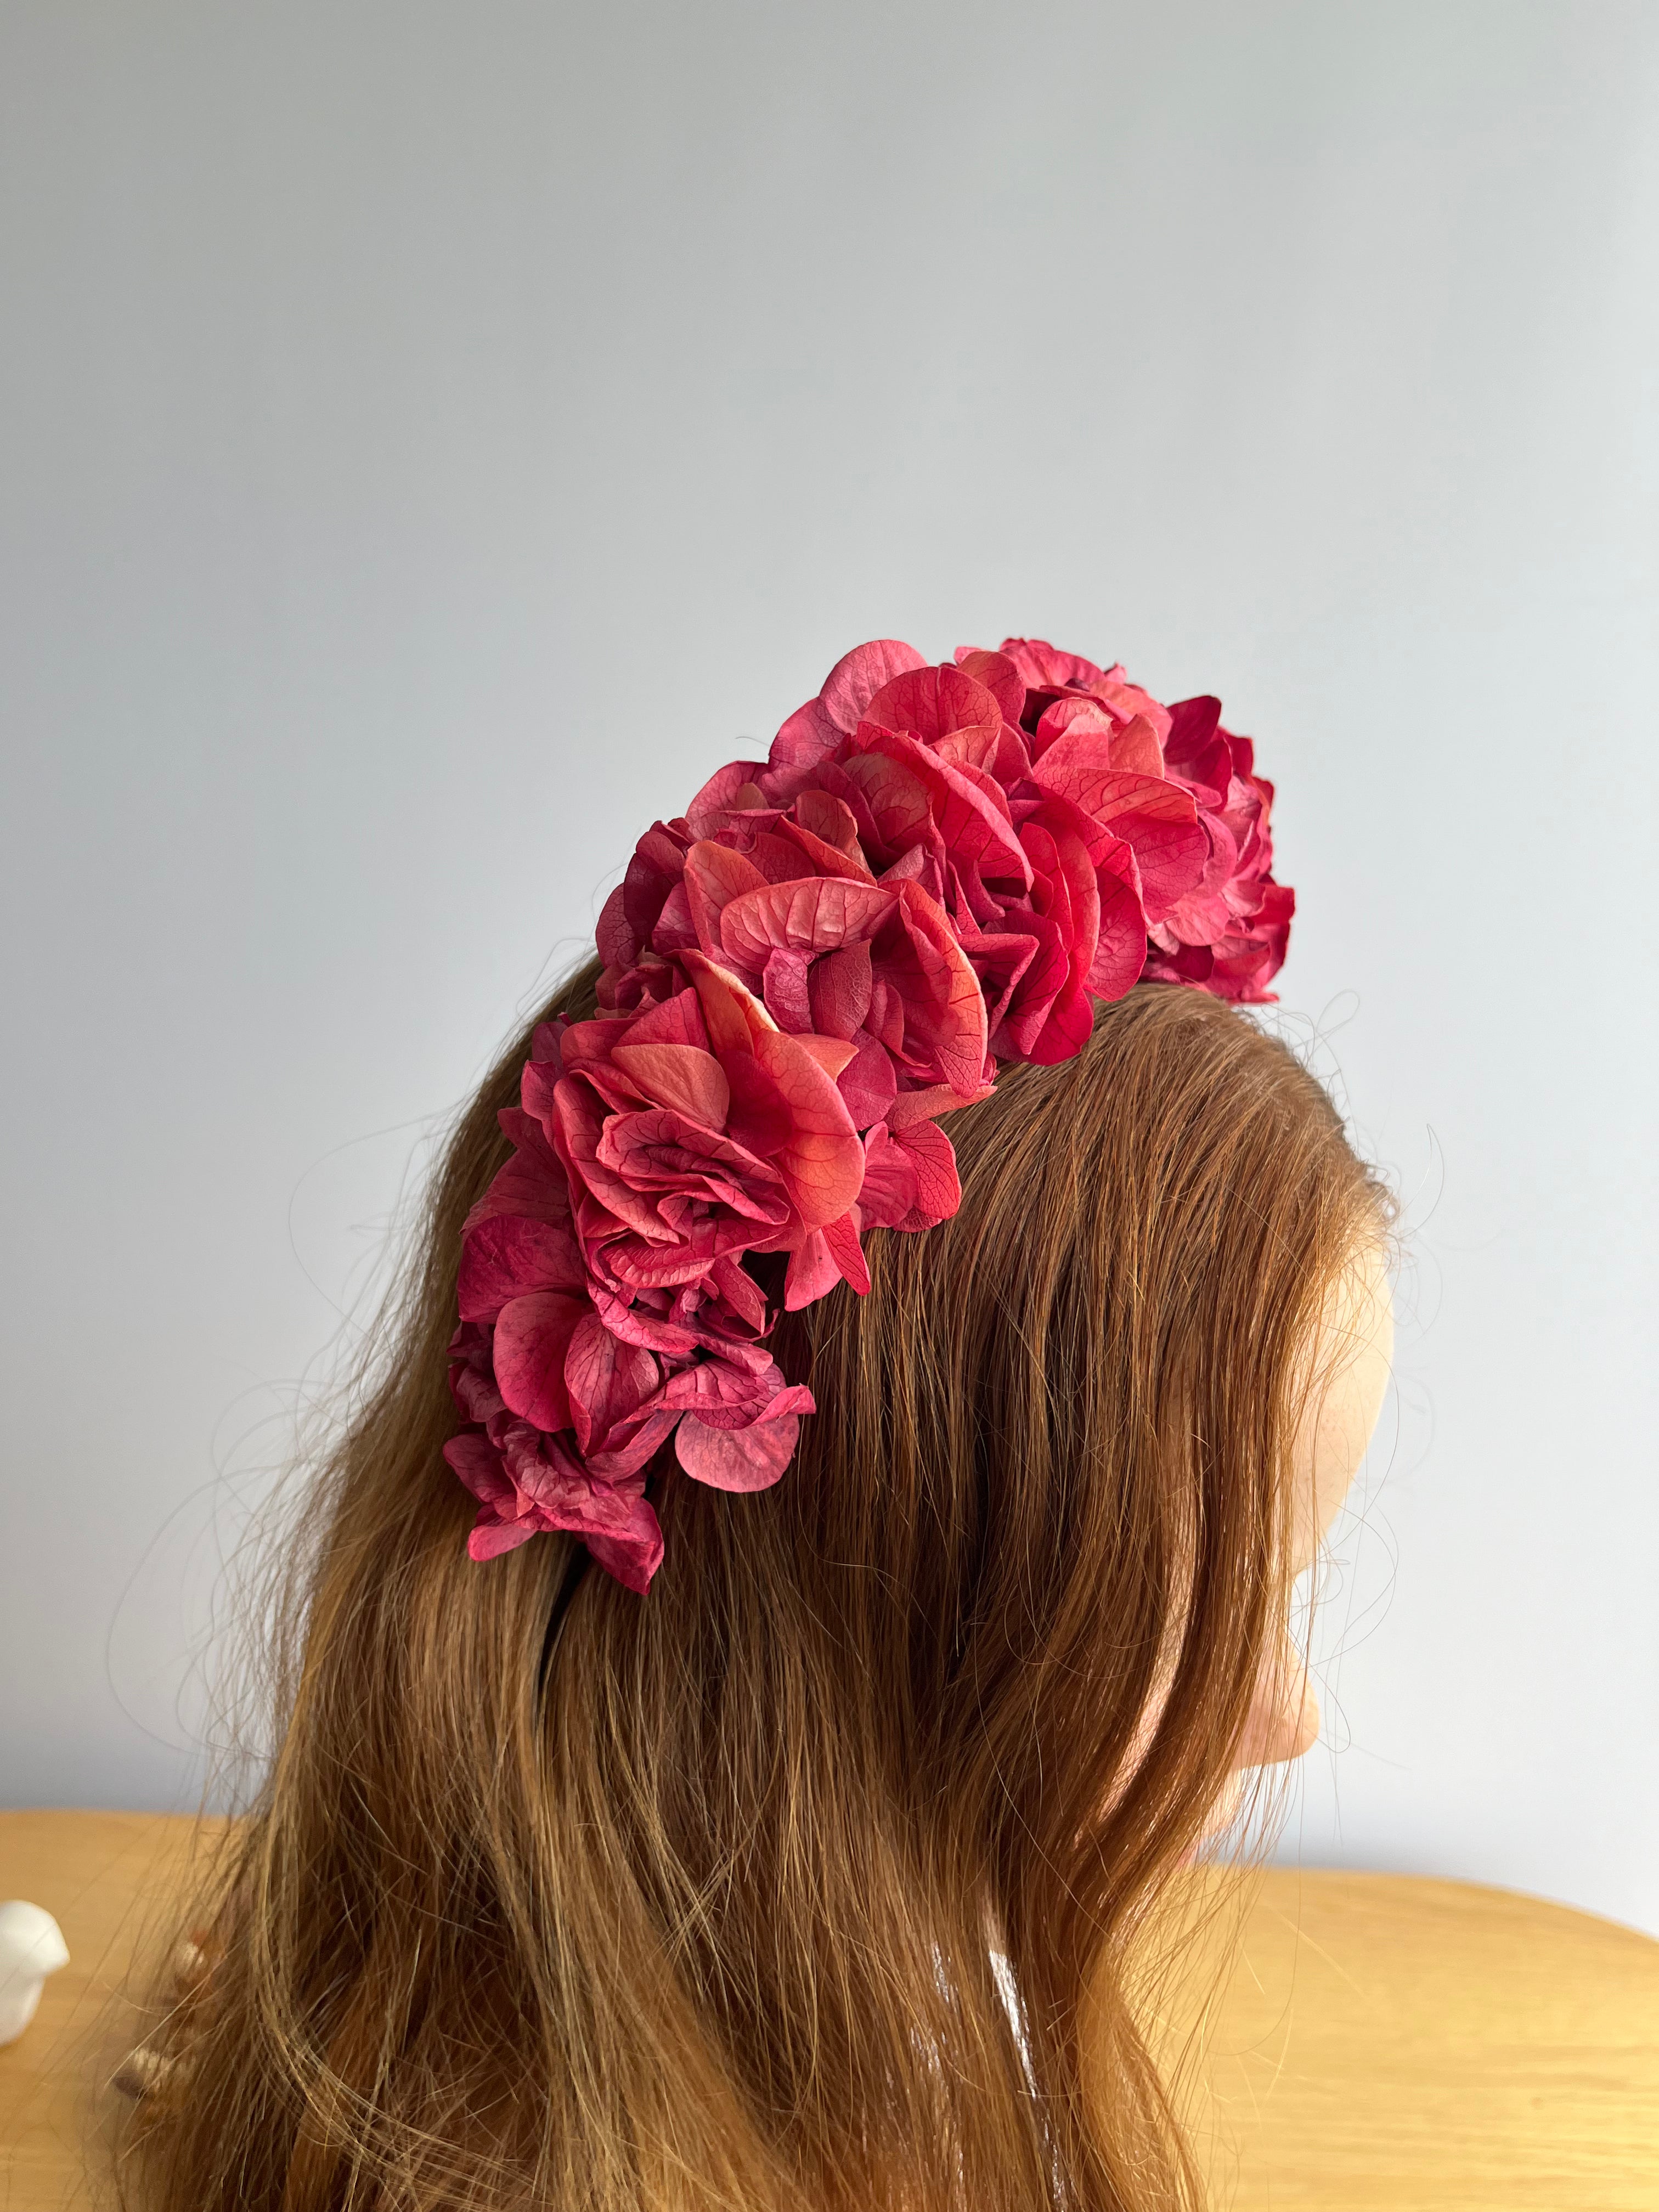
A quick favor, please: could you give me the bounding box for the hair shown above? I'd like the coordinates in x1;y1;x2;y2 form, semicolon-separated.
118;968;1387;2212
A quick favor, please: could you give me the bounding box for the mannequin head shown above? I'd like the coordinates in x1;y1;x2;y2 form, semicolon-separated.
127;970;1389;2212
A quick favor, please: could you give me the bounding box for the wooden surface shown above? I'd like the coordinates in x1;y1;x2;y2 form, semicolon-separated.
2;1812;1657;2209
0;1812;219;2211
1155;1867;1659;2208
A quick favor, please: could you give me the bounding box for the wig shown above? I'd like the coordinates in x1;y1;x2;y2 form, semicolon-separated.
120;968;1385;2212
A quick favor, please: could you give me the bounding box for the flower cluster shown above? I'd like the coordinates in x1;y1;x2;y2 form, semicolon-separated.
445;638;1292;1590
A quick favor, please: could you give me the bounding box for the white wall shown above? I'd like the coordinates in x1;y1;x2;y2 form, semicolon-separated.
3;2;1656;1931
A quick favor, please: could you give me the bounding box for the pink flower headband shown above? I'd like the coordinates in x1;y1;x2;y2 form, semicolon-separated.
444;637;1292;1592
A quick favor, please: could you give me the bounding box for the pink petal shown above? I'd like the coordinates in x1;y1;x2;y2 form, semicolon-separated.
467;1517;540;1562
675;1409;804;1490
820;638;928;733
1084;837;1149;1002
623;987;712;1051
1107;714;1165;777
866;973;904;1054
988;902;1070;1062
681;951;866;1228
619;823;692;949
458;1214;585;1322
552;1078;672;1243
747;828;826;884
564;1314;663;1458
886;1076;995;1128
687;758;770;820
1030;738;1158;823
596;881;637;972
464;1118;571;1231
908;742;1027;876
889;1118;962;1229
1031;694;1116;760
769;693;842;781
656;1358;765;1417
684;841;771;954
749;1026;867;1227
681;949;774;1060
997;637;1109;693
771;812;875;882
609;1041;731;1127
447;1322;506;1427
935;749;1017;830
493;1290;589;1432
876;842;938;894
1093;670;1173;748
951;648;1026;726
783;1228;843;1309
808;940;875;1039
790;789;868;865
445;1430;518;1512
1030;745;1205;917
585;1502;665;1594
835;1031;897;1128
1163;696;1231;804
864;662;1002;752
793;1032;858;1081
883;881;991;1096
950;915;1038;1037
718;875;898;973
720;1053;797;1158
560;1014;657;1079
855;1122;917;1227
649;878;699;957
598;1109;786;1218
836;741;939;860
853;730;1030;885
707;1253;769;1333
821;1206;871;1295
601;1211;780;1290
761;946;814;1032
1025;984;1096;1064
585;1408;679;1479
520;1056;563;1124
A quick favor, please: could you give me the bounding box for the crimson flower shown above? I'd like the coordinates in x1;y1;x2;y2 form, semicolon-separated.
447;635;1292;1587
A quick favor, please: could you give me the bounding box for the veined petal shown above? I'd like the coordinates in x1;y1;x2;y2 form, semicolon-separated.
820;638;928;733
808;940;874;1039
882;881;991;1096
564;1314;663;1460
679;949;864;1228
458;1214;584;1322
684;841;771;953
951;648;1026;727
607;1041;731;1127
749;1025;866;1227
493;1290;589;1433
864;662;1002;753
718;876;898;973
675;1406;809;1490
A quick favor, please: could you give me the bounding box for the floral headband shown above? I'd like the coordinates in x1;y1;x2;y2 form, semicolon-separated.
444;637;1293;1592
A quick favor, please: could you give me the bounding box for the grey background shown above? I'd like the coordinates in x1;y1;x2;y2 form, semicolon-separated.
4;4;1656;1931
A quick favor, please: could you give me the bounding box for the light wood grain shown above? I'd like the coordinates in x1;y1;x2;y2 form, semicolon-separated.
2;1812;1656;2209
1159;1868;1659;2209
0;1810;223;2210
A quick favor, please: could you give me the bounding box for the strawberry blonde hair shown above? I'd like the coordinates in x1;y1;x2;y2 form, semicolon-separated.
121;968;1385;2212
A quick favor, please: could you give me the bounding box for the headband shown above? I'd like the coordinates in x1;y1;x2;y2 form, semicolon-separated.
443;637;1292;1590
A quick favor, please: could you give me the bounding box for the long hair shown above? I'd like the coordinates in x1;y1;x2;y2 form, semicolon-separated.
120;969;1385;2212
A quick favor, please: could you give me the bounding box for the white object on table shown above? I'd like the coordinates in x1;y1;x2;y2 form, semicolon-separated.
0;1900;70;2045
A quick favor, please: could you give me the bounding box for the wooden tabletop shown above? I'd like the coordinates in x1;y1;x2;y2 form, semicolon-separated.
2;1809;1656;2209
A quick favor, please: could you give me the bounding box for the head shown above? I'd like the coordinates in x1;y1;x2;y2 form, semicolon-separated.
126;970;1390;2212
